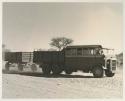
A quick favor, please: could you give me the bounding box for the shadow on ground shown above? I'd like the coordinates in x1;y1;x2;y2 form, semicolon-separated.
2;69;94;78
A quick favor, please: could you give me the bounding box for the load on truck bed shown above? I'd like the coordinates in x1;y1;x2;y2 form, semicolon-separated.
33;51;64;65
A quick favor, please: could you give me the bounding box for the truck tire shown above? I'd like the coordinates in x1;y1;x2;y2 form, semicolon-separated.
65;70;72;75
51;65;63;75
92;66;104;78
18;64;23;71
5;62;10;71
42;64;51;75
105;70;115;77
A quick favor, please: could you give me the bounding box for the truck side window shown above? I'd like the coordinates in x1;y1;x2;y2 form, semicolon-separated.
88;49;92;55
95;48;100;55
77;48;82;56
71;48;76;56
90;49;94;55
66;48;77;56
93;48;103;55
83;48;89;55
66;49;71;56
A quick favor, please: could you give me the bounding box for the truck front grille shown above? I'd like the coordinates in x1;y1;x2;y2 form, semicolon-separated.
112;60;116;70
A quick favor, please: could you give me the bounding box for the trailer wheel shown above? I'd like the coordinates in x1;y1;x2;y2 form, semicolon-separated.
105;70;115;77
65;69;72;75
92;66;104;78
31;64;37;72
18;64;23;71
52;65;63;75
5;62;10;71
42;64;51;75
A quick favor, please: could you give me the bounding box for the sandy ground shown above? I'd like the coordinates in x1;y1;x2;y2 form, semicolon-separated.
2;65;123;99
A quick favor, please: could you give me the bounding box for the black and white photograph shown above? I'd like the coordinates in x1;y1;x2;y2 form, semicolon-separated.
1;0;123;99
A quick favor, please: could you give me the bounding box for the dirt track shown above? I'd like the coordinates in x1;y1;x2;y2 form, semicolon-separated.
2;67;123;98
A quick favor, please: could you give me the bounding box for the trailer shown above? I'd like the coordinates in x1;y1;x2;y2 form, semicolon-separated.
4;52;37;71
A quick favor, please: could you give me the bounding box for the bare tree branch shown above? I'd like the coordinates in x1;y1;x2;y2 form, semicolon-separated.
50;37;73;51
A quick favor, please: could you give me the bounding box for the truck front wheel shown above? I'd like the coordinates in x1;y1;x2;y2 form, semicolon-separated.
92;66;104;78
105;70;115;77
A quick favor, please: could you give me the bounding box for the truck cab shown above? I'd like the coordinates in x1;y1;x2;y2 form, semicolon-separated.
64;45;117;77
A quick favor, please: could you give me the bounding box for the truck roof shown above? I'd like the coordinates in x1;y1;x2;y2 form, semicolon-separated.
66;45;102;49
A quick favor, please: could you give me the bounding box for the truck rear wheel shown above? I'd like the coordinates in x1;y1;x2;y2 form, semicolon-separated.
105;70;115;77
65;69;72;75
52;65;63;75
92;66;104;78
42;64;51;75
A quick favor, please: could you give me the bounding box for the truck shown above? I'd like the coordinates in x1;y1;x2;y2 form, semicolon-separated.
33;45;117;78
4;52;37;72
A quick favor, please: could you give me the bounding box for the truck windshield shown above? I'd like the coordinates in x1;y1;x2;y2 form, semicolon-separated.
94;48;103;55
112;60;116;67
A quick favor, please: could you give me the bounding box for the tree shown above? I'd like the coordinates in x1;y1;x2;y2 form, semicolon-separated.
50;37;73;51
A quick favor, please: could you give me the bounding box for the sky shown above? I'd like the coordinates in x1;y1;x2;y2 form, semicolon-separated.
2;2;123;54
